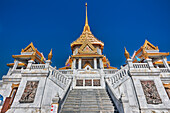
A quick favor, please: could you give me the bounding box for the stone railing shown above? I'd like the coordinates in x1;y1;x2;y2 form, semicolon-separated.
159;68;170;73
59;70;73;74
106;65;129;88
30;64;46;69
49;66;72;109
133;63;149;68
103;69;118;74
49;66;72;92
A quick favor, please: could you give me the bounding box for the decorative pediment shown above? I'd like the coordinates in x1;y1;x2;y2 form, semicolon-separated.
83;45;92;52
83;62;92;69
22;42;36;52
143;40;159;50
78;39;97;54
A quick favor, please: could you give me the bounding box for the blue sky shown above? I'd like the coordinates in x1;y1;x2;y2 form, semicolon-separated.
0;0;170;78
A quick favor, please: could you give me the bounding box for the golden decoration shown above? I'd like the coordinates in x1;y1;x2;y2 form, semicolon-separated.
124;47;130;59
83;3;90;32
48;49;53;60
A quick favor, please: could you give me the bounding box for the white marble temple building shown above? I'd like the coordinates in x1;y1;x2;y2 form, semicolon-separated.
0;3;170;113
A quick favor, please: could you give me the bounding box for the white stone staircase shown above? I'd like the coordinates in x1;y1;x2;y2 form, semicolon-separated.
60;89;118;113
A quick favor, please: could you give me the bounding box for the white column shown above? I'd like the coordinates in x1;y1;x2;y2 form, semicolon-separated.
45;60;51;69
94;58;97;69
126;59;133;69
72;58;76;69
100;58;103;69
162;57;170;70
78;58;82;69
12;60;19;70
146;58;154;68
27;60;35;69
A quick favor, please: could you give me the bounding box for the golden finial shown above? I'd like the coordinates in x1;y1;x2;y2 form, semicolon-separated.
48;49;53;60
83;3;90;32
124;47;130;59
21;49;24;52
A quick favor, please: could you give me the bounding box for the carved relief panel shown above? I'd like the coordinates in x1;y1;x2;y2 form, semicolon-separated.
19;81;39;103
85;80;92;86
93;79;100;86
141;81;162;104
76;80;83;86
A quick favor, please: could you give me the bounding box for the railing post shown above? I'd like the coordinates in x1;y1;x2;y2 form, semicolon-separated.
126;59;133;69
51;93;60;113
45;60;51;69
27;60;35;69
145;58;154;69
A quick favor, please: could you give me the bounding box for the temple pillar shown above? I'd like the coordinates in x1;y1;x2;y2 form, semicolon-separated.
78;58;82;69
94;58;97;69
45;60;52;69
146;58;154;69
126;59;133;69
12;60;19;71
162;57;170;70
100;58;103;69
72;58;76;69
27;60;35;69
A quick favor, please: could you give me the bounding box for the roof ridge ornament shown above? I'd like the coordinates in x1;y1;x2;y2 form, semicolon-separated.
83;3;90;32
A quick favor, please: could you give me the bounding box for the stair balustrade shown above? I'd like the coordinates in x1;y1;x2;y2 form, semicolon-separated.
49;66;72;96
107;65;129;88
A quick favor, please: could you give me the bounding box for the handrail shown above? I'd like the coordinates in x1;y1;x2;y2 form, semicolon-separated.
49;66;72;99
107;65;129;88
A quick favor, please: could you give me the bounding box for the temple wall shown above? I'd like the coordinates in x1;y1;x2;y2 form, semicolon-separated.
128;67;170;113
7;76;47;112
41;78;68;113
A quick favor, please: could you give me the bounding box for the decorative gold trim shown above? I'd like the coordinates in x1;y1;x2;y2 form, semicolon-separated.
143;40;159;50
7;63;27;67
71;54;103;58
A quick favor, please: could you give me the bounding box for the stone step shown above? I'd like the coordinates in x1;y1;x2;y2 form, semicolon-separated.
61;110;115;113
63;103;114;107
61;89;116;113
62;106;114;110
66;97;111;100
64;101;113;105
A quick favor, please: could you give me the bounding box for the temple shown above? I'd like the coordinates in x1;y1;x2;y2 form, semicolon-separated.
0;3;170;113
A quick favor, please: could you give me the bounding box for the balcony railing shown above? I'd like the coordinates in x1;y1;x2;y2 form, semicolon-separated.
59;70;73;74
133;63;149;68
159;68;170;73
103;69;118;74
30;64;45;69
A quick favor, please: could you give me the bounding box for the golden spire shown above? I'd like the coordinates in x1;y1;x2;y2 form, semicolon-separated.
83;3;90;32
48;49;53;60
124;47;130;59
